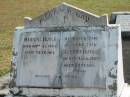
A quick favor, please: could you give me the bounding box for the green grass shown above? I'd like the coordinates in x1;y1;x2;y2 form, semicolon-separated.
0;0;130;76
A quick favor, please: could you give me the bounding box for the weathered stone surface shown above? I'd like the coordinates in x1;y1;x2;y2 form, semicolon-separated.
16;27;107;88
110;12;130;36
0;89;9;97
110;11;130;24
0;74;9;90
110;12;130;84
116;15;130;32
12;3;124;97
24;3;107;28
0;74;10;97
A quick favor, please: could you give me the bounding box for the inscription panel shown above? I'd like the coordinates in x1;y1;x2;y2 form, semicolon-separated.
61;27;106;88
17;31;60;87
16;27;106;88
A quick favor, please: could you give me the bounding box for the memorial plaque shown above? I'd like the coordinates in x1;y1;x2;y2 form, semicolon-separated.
16;29;60;87
61;27;106;88
12;3;124;97
16;27;106;88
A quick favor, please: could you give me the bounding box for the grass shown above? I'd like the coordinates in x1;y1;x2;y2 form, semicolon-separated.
0;0;130;76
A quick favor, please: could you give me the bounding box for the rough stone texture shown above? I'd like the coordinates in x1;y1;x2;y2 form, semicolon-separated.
0;74;10;97
15;27;108;88
0;74;9;90
11;3;124;97
24;3;107;28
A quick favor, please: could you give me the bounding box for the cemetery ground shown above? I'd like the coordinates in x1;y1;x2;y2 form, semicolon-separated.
1;0;130;76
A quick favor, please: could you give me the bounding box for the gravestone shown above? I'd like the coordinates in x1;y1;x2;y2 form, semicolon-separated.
110;12;130;32
110;12;130;83
11;3;124;97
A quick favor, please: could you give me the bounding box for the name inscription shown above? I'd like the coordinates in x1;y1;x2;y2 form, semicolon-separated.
18;27;106;88
39;7;89;23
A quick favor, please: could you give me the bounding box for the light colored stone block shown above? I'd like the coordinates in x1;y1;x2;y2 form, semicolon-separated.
11;3;124;97
116;15;130;32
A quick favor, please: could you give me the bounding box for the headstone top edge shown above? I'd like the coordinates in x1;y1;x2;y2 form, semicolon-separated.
112;11;130;15
62;2;108;20
61;2;100;18
24;2;109;28
24;17;32;21
15;26;24;31
108;24;120;27
32;2;102;20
